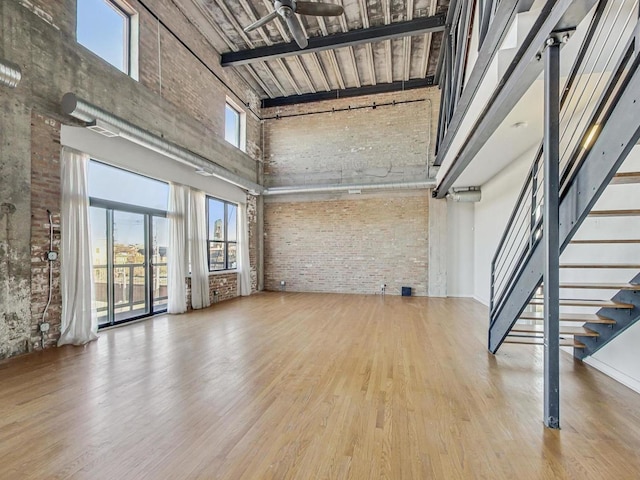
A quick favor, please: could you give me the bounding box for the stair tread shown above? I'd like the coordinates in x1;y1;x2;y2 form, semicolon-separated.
512;324;599;336
559;282;640;290
589;209;640;217
560;263;640;269
611;172;640;184
570;239;640;244
504;335;585;347
519;312;616;324
529;298;634;308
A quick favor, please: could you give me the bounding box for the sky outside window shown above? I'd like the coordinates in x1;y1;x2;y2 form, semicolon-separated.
225;104;241;148
88;161;169;212
208;200;225;241
77;0;128;73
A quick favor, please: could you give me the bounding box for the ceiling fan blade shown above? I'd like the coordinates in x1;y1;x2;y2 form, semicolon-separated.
244;10;279;32
284;12;308;48
295;1;344;17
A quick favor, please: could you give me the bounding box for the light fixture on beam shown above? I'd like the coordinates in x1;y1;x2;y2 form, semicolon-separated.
583;124;600;149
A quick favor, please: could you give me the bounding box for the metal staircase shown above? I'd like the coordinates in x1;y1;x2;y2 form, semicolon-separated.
489;2;640;357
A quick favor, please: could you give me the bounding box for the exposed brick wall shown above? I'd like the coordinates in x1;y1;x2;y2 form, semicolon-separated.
262;87;439;188
133;0;262;161
261;88;438;297
30;113;63;350
264;192;430;296
185;273;238;310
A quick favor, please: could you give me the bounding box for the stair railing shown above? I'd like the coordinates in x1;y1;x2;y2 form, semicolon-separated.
490;0;638;326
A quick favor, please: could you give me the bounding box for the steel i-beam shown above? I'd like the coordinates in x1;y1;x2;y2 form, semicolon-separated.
543;37;560;430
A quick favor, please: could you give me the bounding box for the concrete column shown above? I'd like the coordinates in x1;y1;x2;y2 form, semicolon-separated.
428;194;448;297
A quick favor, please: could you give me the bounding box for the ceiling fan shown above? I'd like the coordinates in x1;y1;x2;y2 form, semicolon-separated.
244;0;344;49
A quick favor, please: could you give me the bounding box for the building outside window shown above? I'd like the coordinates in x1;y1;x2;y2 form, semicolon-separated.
207;197;238;271
77;0;138;78
224;101;245;150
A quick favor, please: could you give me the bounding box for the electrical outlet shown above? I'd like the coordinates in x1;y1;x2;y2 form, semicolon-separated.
280;280;286;286
40;322;50;333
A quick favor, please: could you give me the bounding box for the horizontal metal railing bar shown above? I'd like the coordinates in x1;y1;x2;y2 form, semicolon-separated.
493;211;533;287
558;3;635;183
493;186;535;270
490;3;614;300
491;160;538;268
491;216;542;318
96;296;168;314
490;22;640;350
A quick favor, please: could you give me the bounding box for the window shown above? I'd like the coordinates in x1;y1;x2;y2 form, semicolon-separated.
87;161;169;327
207;197;237;271
224;100;245;150
77;0;138;78
88;161;169;211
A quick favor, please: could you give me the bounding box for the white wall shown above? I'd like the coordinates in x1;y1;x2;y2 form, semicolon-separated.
61;126;247;205
571;146;640;393
473;147;536;305
447;200;475;297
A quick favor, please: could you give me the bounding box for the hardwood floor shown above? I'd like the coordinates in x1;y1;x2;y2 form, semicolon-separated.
1;292;639;479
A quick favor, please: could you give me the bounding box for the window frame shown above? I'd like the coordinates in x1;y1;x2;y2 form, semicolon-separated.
76;0;139;80
206;196;238;272
224;98;246;151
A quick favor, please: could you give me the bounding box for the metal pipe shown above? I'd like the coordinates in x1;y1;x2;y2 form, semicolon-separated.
0;58;21;88
447;188;481;202
61;93;263;194
263;180;437;196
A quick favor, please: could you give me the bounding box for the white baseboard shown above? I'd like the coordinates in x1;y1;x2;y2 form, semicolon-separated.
473;295;490;307
584;356;640;395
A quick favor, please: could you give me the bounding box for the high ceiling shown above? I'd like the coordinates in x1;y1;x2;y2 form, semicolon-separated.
179;0;449;102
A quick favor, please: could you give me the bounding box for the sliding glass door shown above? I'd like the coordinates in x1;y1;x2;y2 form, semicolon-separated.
151;216;168;312
91;203;168;327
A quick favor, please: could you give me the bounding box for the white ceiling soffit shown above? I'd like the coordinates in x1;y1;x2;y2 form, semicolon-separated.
181;0;448;99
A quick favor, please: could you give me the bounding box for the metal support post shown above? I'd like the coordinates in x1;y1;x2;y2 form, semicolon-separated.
543;38;561;429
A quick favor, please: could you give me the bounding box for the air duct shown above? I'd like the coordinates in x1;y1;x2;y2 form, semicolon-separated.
0;59;21;88
447;187;481;202
61;93;263;195
263;179;437;196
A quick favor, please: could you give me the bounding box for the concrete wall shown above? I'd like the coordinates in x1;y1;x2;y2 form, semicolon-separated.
447;200;475;297
0;0;261;358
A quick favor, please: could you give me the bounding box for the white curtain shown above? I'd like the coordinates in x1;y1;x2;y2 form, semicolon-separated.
167;183;189;313
189;189;211;309
237;203;252;296
58;148;99;346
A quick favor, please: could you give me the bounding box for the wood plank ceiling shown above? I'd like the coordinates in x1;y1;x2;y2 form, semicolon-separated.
185;0;450;102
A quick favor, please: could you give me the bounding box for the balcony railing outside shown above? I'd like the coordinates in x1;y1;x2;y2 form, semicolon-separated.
94;262;168;324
